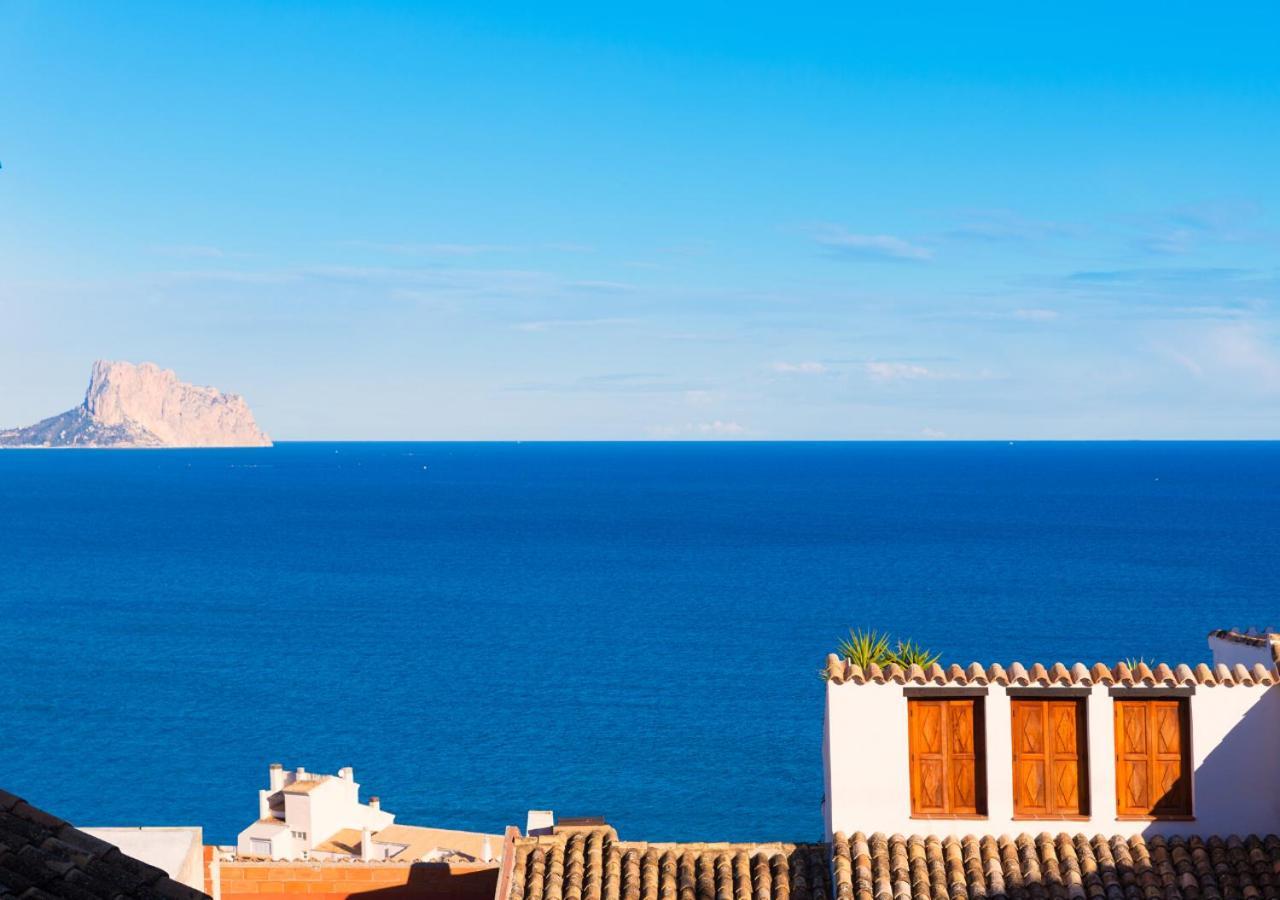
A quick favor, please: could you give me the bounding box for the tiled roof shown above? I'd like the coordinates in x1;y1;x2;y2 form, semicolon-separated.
831;832;1280;900
1210;629;1280;668
281;778;329;795
0;788;208;899
506;829;833;900
822;657;1277;687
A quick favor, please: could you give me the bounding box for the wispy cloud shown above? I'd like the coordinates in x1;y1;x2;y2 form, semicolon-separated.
814;227;933;262
943;210;1081;244
513;317;637;332
646;420;748;438
344;241;517;257
864;361;932;381
152;244;236;259
1132;201;1271;256
1154;322;1280;392
565;280;637;294
770;361;828;374
1011;308;1060;321
507;373;705;394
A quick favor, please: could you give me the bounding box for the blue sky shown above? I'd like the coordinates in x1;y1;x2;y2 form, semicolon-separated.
1;3;1278;439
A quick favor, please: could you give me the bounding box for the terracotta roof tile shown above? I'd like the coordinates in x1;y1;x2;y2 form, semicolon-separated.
830;833;1280;900
823;655;1277;687
506;830;831;900
0;788;208;899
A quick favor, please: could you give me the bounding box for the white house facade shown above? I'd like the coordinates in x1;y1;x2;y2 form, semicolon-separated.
236;764;393;860
823;631;1280;840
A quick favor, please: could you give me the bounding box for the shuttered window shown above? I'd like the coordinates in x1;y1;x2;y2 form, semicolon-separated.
1114;698;1191;818
908;698;986;816
1011;699;1088;817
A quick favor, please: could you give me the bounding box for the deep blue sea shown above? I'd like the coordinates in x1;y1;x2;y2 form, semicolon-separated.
2;442;1279;845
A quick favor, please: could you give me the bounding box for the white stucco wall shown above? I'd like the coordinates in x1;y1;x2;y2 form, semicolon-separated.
824;679;1280;838
236;766;395;859
1209;635;1276;671
82;827;204;891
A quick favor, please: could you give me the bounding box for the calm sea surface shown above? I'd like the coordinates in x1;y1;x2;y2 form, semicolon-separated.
2;442;1278;844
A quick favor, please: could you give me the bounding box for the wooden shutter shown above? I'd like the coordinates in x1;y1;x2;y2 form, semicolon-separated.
1114;698;1190;817
909;698;984;816
1011;699;1087;817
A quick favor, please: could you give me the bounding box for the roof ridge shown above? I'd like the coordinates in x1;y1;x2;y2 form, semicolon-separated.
824;659;1276;686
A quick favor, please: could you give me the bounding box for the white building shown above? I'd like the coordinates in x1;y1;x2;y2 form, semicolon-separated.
822;629;1280;840
235;763;501;863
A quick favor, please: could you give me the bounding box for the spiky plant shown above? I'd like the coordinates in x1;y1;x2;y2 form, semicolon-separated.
890;638;941;668
1122;656;1152;669
835;628;894;668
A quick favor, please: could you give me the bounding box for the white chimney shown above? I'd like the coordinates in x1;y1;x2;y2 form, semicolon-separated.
258;790;272;820
269;763;285;791
360;827;373;862
526;810;554;836
295;766;307;780
369;796;380;812
339;767;354;782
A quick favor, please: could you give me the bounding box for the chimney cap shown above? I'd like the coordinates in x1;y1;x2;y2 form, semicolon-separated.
269;762;283;770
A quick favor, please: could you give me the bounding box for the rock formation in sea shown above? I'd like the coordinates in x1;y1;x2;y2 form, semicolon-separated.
0;360;272;448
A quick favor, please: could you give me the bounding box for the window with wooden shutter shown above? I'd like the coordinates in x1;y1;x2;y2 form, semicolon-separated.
1114;698;1191;818
908;698;986;817
1011;698;1088;817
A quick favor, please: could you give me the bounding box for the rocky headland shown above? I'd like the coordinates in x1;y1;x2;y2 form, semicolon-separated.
0;360;272;448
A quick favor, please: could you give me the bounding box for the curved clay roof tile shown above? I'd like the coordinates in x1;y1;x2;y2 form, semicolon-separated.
966;663;987;684
906;664;926;684
1194;662;1216;685
1114;661;1133;685
1251;662;1274;684
987;663;1008;684
1134;662;1155;685
825;654;844;683
884;663;906;684
1070;662;1091;684
1153;663;1175;684
924;663;947;685
1213;663;1233;685
947;664;967;684
1007;662;1030;685
1174;663;1195;685
1029;663;1050;685
1049;662;1071;684
865;662;885;684
1091;662;1113;684
1231;663;1252;685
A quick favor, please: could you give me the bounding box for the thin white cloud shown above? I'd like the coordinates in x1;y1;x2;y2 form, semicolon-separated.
647;420;748;438
1155;323;1280;391
770;361;828;374
1011;308;1060;321
816;228;933;262
152;244;230;259
864;361;932;381
345;241;516;256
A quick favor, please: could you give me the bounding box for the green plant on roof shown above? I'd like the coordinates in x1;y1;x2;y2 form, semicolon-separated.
891;637;941;668
1122;656;1153;669
830;627;942;674
835;627;894;668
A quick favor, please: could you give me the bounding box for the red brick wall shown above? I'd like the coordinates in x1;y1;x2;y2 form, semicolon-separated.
213;860;498;900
